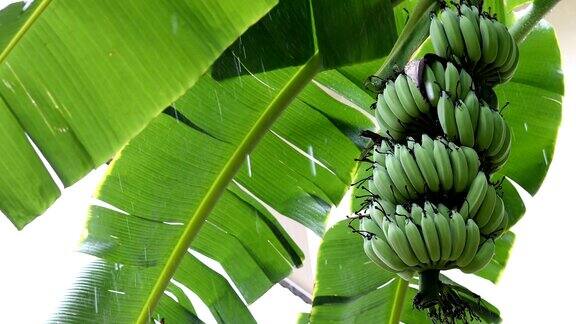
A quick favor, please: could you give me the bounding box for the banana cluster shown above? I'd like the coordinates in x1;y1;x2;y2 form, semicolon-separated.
462;173;508;236
376;74;431;140
362;202;496;277
371;136;480;204
360;2;515;281
424;60;511;170
430;3;519;85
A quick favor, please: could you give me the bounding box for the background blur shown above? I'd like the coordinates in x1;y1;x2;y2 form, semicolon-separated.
0;1;573;323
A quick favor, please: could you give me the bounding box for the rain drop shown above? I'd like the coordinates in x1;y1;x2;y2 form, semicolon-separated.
308;145;317;177
542;149;548;165
171;14;179;35
246;154;252;177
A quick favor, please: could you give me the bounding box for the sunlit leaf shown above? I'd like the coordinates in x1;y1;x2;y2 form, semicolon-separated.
0;0;277;228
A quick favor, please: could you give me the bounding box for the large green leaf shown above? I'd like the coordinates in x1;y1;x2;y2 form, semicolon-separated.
498;21;563;194
55;53;374;321
312;0;397;68
54;1;561;322
212;0;397;78
0;0;277;228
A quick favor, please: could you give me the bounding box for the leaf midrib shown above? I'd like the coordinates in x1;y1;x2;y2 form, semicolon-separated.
0;0;53;64
135;52;322;323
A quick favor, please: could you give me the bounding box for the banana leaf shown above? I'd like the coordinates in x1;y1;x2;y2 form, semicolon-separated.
0;0;278;229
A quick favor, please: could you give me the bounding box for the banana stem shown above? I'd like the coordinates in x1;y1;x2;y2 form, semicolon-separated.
416;269;441;307
509;0;561;43
372;0;439;86
388;278;409;324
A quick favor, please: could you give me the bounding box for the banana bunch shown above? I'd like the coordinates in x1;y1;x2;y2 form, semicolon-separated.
421;59;511;169
371;135;480;204
361;203;496;274
375;74;431;140
358;2;519;314
430;3;519;85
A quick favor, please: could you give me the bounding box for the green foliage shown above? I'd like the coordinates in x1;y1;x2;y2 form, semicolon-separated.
0;0;561;322
0;0;278;228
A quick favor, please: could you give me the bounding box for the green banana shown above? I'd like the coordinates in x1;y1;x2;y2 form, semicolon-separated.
430;14;451;58
460;4;480;36
449;212;467;261
381;199;397;216
360;217;386;238
460;172;488;219
502;40;519;74
373;167;405;203
491;122;512;167
474;185;497;228
398;271;416;281
364;239;395;272
407;75;430;114
369;205;386;228
371;236;409;271
411;204;424;225
459;69;474;99
437;92;458;140
421;134;435;152
434;212;452;262
462;146;480;185
395;205;410;231
476;104;495;151
461;239;495;273
387;222;420;267
500;42;519;83
455;101;476;147
424;66;442;106
444;62;460;99
464;91;480;129
437;203;450;218
479;16;499;64
384;81;412;124
373;145;387;166
398;145;426;193
487;110;506;157
493;20;512;68
431;61;446;89
460;15;482;63
386;149;418;199
422;211;441;263
405;220;430;264
456;219;480;267
481;195;506;235
377;94;405;132
440;8;465;57
381;219;390;239
376;112;403;140
423;201;436;216
414;143;441;192
433;139;454;191
449;143;469;193
395;74;421;118
494;207;509;235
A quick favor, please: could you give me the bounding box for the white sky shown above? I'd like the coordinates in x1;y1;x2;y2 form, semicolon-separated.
0;1;575;323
